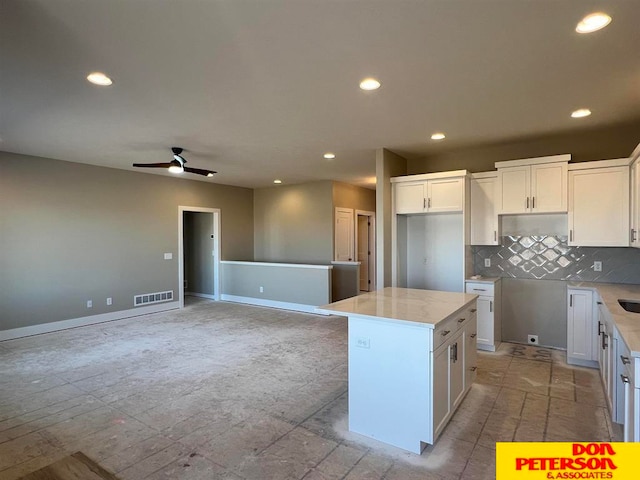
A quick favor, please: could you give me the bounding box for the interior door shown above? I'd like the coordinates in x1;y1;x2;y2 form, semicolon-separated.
335;208;354;261
357;215;370;291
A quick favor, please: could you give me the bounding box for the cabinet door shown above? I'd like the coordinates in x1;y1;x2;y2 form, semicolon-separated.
568;167;630;246
427;178;464;212
498;166;530;214
531;162;567;213
432;343;450;436
470;176;498;245
631;161;640;248
449;331;466;409
395;182;425;214
476;297;493;348
567;289;594;362
465;318;478;389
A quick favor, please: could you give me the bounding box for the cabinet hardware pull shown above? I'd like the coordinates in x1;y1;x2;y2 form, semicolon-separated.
470;366;477;371
428;198;431;208
621;355;631;365
458;318;465;323
494;230;497;242
472;288;486;291
603;333;608;349
470;308;477;313
569;294;572;307
621;374;630;384
423;198;426;209
470;333;477;338
597;301;603;305
631;229;636;243
569;229;573;242
441;330;450;336
490;300;493;312
532;196;535;209
526;197;529;209
597;321;603;336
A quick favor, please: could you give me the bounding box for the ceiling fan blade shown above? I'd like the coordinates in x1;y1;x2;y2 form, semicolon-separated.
132;162;173;168
184;166;217;177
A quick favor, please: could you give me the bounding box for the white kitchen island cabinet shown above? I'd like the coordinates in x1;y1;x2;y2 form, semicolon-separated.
317;287;477;454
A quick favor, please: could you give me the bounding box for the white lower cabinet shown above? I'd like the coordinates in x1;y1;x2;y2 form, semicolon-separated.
566;288;597;366
465;279;501;351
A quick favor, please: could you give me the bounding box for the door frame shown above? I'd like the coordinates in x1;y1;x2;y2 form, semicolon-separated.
355;210;376;291
178;206;221;307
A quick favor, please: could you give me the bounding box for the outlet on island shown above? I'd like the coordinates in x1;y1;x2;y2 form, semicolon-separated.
259;286;264;293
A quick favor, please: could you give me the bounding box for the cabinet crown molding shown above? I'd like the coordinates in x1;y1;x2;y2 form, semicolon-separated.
390;169;468;183
495;154;570;169
568;158;631;171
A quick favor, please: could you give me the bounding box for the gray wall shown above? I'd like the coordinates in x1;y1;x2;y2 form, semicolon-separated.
184;212;215;296
333;182;376;213
408;118;640;175
253;181;334;263
1;152;253;330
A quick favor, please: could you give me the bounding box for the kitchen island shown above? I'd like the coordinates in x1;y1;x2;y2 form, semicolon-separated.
317;287;478;453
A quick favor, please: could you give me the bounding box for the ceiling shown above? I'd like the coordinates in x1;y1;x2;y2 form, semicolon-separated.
1;1;639;189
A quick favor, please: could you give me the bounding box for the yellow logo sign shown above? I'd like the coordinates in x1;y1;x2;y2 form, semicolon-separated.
497;442;639;479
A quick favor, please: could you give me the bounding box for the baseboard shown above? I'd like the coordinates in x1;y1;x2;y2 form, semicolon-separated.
185;292;216;300
220;294;328;315
0;301;180;341
567;357;599;369
477;343;496;352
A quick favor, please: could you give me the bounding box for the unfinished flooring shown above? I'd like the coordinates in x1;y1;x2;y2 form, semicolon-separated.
0;299;621;480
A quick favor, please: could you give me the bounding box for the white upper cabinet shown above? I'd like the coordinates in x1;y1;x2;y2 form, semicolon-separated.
470;173;499;245
392;171;466;215
568;162;630;247
495;155;569;214
630;144;640;248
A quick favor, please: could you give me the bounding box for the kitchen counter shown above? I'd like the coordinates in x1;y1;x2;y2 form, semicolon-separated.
568;282;640;357
316;287;478;328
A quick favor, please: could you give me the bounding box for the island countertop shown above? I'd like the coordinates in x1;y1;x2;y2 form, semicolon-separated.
316;287;477;329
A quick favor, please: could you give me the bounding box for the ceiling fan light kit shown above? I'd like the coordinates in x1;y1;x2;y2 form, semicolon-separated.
132;147;216;177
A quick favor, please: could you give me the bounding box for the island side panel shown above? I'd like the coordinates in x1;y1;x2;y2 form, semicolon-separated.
348;315;431;454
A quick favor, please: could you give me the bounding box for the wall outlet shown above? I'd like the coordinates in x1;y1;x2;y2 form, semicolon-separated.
484;258;491;268
355;337;370;349
259;286;264;293
164;252;173;260
593;261;602;272
86;300;93;308
528;334;538;345
106;297;112;306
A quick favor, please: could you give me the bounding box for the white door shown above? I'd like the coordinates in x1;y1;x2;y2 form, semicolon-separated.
567;290;593;361
395;182;425;214
499;166;530;214
531;162;567;213
357;215;369;291
432;343;450;435
476;297;493;348
470;175;498;245
427;178;464;212
449;331;466;409
335;208;354;261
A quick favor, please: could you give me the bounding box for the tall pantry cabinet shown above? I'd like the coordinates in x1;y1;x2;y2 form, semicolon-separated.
391;171;470;293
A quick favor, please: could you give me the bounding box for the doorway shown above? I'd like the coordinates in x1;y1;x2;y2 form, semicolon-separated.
355;210;376;292
178;206;221;308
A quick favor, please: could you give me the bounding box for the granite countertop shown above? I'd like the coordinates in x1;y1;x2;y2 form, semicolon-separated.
316;287;477;329
568;282;640;357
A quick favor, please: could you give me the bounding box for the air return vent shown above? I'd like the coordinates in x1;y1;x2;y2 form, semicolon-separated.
134;290;173;307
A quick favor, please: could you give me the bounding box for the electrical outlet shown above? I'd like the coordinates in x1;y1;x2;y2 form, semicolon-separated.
107;297;112;306
593;261;602;272
259;286;264;293
484;258;491;268
87;300;93;308
528;334;538;345
355;337;370;349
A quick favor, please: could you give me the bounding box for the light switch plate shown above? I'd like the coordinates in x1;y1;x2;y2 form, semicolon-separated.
164;253;173;260
593;261;602;272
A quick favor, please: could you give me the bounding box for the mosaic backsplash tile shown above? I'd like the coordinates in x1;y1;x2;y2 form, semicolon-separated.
473;236;640;284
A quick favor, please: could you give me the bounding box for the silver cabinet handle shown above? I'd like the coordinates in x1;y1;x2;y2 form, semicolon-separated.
470;308;477;313
569;294;573;307
490;300;493;313
472;288;486;292
570;229;573;242
428;198;431;208
526;197;529;209
470;333;477;338
597;320;603;336
458;318;465;324
621;355;631;365
621;374;630;384
532;196;535;209
441;330;450;336
494;230;497;242
470;366;477;371
631;229;636;243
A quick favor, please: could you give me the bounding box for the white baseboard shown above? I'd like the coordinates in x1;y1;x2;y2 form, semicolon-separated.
0;302;180;341
567;357;599;369
185;292;216;300
220;294;328;315
477;343;496;352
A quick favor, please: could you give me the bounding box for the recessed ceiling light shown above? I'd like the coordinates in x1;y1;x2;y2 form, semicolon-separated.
359;78;381;91
576;12;611;33
430;132;446;140
323;153;336;159
571;108;592;118
273;179;282;184
86;72;113;86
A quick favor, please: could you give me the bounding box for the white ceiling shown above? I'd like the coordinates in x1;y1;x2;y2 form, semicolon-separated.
1;0;639;189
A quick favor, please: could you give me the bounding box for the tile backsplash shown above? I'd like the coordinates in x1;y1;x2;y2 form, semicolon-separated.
473;236;640;284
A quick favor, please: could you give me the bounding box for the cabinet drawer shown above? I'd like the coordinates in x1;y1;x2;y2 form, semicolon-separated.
465;282;494;297
433;304;477;350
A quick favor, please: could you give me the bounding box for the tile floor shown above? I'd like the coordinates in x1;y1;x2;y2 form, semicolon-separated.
0;298;621;480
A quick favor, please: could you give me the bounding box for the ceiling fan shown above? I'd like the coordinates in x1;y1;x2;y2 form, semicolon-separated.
132;147;216;177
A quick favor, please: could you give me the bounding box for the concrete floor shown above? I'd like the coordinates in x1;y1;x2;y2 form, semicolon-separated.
0;298;620;480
